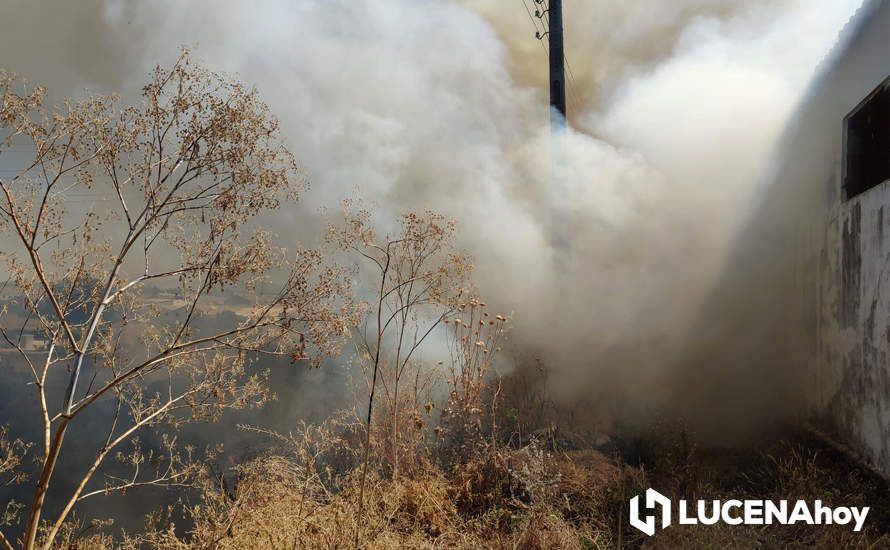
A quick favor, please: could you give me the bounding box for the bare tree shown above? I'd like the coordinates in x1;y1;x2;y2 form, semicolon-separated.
330;206;472;545
0;53;357;549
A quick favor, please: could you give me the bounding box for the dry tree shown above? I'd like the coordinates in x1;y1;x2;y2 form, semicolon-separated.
329;205;472;544
0;52;357;549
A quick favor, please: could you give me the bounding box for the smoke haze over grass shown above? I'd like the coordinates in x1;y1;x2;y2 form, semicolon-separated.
0;0;866;434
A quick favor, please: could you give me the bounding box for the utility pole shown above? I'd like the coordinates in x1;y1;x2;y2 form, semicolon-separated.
534;0;566;126
531;0;569;262
547;0;566;125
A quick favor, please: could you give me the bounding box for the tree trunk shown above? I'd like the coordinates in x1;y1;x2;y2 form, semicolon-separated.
23;419;69;550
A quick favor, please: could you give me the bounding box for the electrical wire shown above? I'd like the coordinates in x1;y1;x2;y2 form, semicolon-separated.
520;0;551;62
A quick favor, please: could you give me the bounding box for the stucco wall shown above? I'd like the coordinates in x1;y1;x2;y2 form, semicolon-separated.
806;0;890;474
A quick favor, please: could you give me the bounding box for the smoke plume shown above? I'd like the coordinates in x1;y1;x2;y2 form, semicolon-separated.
0;0;866;436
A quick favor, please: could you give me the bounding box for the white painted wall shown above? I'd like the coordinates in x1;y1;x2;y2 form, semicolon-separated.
795;0;890;474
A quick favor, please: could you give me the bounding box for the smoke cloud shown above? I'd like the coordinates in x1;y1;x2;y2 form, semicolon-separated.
0;0;866;436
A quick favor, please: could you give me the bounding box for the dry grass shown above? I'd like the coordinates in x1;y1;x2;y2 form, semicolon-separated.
50;423;890;549
81;439;633;549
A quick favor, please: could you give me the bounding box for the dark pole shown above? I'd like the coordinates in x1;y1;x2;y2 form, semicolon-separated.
542;0;567;264
548;0;566;125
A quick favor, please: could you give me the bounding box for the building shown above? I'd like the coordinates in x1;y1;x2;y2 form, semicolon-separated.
779;0;890;475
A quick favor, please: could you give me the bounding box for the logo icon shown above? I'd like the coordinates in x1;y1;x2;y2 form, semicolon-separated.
629;488;671;536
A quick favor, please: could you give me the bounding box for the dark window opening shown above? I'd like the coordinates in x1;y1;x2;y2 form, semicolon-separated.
845;77;890;200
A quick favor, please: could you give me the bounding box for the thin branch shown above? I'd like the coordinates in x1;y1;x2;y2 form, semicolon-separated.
0;528;14;550
0;181;78;351
43;392;190;547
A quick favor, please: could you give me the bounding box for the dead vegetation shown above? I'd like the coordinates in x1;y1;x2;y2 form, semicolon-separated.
0;53;358;549
2;56;890;550
107;439;639;549
40;422;890;549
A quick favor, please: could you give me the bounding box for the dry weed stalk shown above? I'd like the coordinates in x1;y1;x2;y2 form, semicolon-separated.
330;206;472;545
440;299;509;457
0;53;357;549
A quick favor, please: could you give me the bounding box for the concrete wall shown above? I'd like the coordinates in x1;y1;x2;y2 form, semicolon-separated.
800;0;890;474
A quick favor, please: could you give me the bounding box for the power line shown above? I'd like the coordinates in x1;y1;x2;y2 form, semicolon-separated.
564;56;581;109
520;0;551;62
520;0;539;31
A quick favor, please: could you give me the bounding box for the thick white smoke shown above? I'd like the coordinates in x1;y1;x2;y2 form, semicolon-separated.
0;0;865;428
